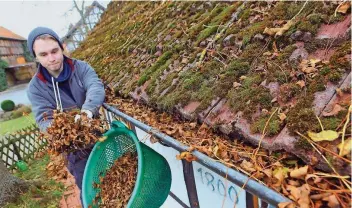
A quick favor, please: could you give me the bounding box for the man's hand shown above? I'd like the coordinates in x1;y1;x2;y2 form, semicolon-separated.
74;109;93;123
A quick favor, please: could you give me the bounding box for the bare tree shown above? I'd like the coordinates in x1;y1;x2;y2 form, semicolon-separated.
72;0;92;32
61;1;106;51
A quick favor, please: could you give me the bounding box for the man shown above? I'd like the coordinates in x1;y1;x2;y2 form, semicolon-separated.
26;27;105;200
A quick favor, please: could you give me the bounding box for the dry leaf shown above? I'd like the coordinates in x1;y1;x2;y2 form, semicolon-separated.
335;88;343;97
262;108;269;114
337;138;352;156
150;136;159;144
302;66;317;74
282;184;290;195
99;136;107;142
317;182;329;190
278;202;296;208
286;184;310;208
311;156;318;166
308;130;339;142
288;180;300;186
309;59;321;66
290;166;308;179
337;2;351;14
176;151;197;162
271;97;278;103
189;122;197;129
46;154;67;180
286;185;300;200
310;193;331;200
300;59;322;74
198;146;212;156
213;142;229;159
273;167;289;186
188;146;195;152
322;104;344;117
263;168;273;178
273;41;279;53
296;80;305;88
263;20;295;37
213;145;219;156
279;113;287;121
166;128;177;135
264;27;280;36
240;76;247;80
323;194;340;208
233;82;242;88
271;52;279;58
305;174;322;184
297;184;310;208
240;160;256;173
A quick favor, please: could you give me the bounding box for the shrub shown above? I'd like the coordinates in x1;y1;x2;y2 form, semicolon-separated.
22;41;34;62
11;110;23;119
1;100;15;111
9;105;32;119
0;59;8;92
17;105;32;114
15;104;25;110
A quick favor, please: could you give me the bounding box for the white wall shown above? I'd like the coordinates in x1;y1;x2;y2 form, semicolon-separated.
134;127;247;208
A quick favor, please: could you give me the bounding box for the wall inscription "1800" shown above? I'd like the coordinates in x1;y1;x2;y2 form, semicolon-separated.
197;167;239;204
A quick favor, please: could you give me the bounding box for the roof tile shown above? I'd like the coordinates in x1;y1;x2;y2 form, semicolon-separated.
0;26;25;41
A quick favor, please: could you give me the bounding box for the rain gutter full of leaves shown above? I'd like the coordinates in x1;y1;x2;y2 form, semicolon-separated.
103;103;291;205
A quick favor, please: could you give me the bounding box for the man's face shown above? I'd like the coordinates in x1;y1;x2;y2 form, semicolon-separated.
33;38;64;72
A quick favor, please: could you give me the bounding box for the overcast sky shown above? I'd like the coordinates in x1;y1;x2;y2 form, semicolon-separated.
0;0;110;39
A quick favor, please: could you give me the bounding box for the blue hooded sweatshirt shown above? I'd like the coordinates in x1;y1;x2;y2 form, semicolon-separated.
27;57;105;132
40;56;75;101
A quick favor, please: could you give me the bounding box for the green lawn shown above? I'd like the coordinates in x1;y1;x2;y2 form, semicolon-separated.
4;154;64;208
0;113;36;135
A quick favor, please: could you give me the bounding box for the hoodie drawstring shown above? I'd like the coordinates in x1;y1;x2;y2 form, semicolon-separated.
52;77;63;112
56;82;63;112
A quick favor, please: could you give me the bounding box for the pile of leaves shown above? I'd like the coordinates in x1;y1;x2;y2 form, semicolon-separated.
41;110;107;155
104;84;116;103
107;96;351;208
92;152;138;208
46;154;68;180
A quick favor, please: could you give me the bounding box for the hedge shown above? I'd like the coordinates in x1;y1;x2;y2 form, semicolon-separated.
0;59;8;92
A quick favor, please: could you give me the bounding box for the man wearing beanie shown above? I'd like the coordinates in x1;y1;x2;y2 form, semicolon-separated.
26;27;105;203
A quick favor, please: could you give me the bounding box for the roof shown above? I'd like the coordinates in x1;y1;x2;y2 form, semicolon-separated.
0;26;26;41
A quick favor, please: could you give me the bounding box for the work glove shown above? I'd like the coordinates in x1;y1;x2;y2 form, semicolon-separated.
74;109;93;123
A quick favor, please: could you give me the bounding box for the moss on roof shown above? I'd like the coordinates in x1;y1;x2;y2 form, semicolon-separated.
72;1;351;140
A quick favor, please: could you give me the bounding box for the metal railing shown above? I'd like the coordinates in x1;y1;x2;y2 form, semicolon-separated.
103;103;290;207
0;105;290;207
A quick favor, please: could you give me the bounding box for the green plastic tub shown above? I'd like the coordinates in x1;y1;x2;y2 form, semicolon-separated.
82;121;172;208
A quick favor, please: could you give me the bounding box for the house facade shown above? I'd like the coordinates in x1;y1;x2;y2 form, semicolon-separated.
0;26;36;87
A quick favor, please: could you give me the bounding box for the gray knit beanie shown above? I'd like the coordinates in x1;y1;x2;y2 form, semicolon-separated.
27;27;64;57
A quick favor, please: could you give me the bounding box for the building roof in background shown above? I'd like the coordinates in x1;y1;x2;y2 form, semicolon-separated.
0;26;26;41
